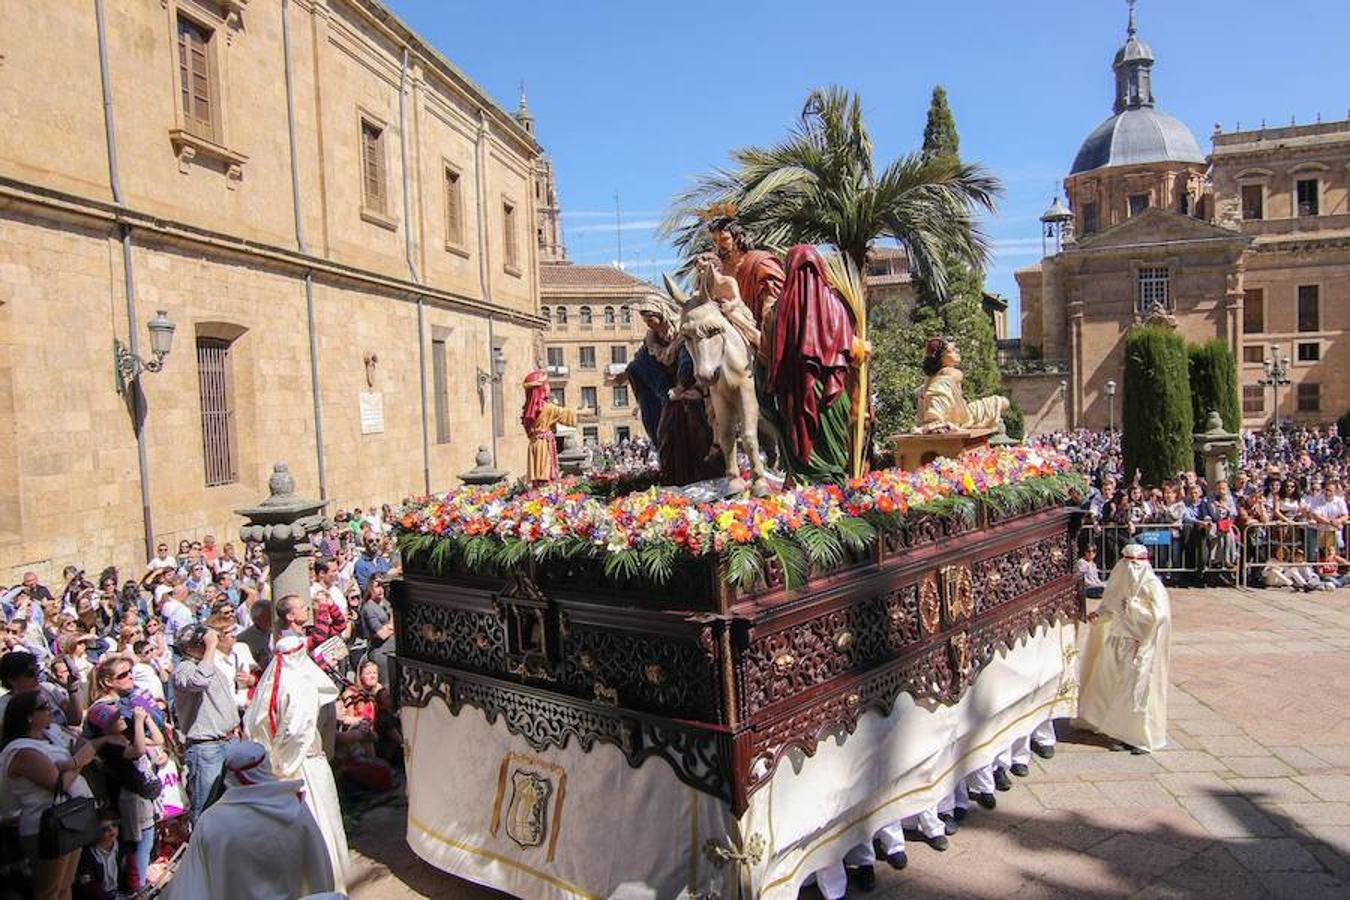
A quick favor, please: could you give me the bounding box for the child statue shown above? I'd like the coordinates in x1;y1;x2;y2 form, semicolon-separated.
521;369;579;484
915;337;1009;433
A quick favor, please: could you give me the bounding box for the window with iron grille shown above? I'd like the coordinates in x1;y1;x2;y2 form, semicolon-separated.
620;305;632;325
555;306;567;326
196;338;237;486
578;346;595;369
546;346;564;369
1241;184;1263;220
579;306;592;327
1297;342;1320;362
1296;179;1319;217
1297;285;1319;332
177;16;216;142
360;119;387;214
1297;382;1320;412
1136;266;1170;315
1242;385;1264;415
1243;288;1264;334
603;306;616;328
432;339;450;444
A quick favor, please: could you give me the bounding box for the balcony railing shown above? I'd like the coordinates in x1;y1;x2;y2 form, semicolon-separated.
546;364;569;378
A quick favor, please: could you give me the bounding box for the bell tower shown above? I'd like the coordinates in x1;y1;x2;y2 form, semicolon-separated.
516;84;567;263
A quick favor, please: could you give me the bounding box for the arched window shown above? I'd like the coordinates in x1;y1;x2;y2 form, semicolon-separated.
603;306;616;327
620;305;631;325
556;306;568;325
542;306;551;325
579;306;593;326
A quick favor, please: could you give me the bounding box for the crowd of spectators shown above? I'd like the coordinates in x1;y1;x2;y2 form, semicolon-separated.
1034;425;1349;590
0;505;404;898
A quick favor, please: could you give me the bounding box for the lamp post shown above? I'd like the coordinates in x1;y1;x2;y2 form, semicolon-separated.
1105;379;1117;433
476;345;509;465
1258;343;1291;430
113;309;176;394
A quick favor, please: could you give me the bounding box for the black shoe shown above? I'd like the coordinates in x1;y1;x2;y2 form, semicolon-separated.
1109;741;1129;752
1031;741;1055;759
994;767;1013;791
852;863;877;892
938;812;958;835
1130;745;1149;756
886;849;908;870
972;791;997;810
1010;763;1030;777
952;805;968;822
927;834;949;852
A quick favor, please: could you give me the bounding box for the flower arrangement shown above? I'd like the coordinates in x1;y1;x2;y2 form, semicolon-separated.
396;446;1084;590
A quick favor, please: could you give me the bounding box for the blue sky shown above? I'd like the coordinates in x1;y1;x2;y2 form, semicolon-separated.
387;0;1350;332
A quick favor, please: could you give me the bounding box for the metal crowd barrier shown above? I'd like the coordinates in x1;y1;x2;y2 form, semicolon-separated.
1084;521;1348;589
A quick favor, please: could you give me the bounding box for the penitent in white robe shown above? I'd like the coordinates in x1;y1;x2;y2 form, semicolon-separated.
165;779;334;900
243;640;350;892
1077;555;1172;752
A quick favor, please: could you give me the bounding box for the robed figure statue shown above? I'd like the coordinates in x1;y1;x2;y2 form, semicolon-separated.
915;337;1009;433
765;246;857;485
521;370;578;484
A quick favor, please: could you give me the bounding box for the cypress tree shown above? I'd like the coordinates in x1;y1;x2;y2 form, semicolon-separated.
1123;327;1194;485
1187;340;1241;433
922;86;960;160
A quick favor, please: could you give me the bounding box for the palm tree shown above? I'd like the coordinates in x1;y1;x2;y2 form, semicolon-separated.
660;86;1001;300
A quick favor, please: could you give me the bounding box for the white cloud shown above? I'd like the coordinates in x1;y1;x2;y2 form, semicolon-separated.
567;219;662;235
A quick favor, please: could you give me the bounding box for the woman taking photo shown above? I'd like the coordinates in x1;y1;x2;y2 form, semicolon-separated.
0;691;120;900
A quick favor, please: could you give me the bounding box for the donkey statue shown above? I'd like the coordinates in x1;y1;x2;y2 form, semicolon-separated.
665;256;771;497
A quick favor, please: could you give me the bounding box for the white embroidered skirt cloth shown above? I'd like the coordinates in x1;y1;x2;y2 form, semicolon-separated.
402;622;1078;899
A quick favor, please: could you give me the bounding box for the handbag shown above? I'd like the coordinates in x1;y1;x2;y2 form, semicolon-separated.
37;781;100;859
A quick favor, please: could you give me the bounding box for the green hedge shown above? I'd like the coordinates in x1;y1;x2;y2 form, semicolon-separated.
1123;326;1193;484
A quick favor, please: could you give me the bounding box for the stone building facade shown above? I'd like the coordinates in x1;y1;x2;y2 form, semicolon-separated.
1014;7;1349;435
0;0;545;582
539;264;650;446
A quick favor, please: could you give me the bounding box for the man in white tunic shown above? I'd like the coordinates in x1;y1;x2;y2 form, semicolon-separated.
166;741;333;900
1077;543;1171;753
243;634;350;891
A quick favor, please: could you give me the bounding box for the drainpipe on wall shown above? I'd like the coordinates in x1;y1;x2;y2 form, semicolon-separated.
96;0;155;560
399;47;430;494
473;110;501;467
282;0;328;501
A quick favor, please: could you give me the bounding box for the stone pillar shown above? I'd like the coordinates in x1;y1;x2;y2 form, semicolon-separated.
1224;264;1246;361
236;462;327;632
1067;300;1085;429
1192;411;1239;486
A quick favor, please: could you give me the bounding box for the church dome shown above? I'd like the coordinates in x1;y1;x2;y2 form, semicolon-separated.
1069;107;1204;175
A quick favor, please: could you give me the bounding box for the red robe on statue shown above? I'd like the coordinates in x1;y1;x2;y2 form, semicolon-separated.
734;249;786;327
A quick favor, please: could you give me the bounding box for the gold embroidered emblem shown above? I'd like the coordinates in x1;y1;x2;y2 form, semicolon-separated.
489;754;567;862
918;574;941;635
504;771;551;850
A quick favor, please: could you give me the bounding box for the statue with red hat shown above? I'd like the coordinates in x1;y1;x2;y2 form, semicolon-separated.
521;369;579;484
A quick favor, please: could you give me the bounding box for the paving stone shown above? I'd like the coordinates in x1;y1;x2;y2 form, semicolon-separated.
1030;750;1163;777
1254;871;1349;900
1085;832;1197;876
1025;781;1113;810
1269;746;1337;772
1157;772;1241;797
1304;744;1350;767
1176;718;1247;736
1223;837;1324;872
1013;812;1119;852
1153;845;1276;900
1301;823;1350;856
1092;779;1180;808
1295;775;1350;802
1152;750;1231;773
1273;802;1350;827
1222;756;1299;778
1178;794;1286;838
1223;778;1322;805
1197;735;1271;757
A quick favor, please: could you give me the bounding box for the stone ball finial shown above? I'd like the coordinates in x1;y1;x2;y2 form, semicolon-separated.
475;445;493;467
268;462;295;498
1204;410;1224;432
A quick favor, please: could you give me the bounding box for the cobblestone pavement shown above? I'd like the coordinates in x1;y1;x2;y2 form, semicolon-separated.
347;587;1350;899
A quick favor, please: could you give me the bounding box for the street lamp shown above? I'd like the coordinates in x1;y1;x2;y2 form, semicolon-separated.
1104;379;1117;433
114;309;176;394
476;345;508;392
1257;343;1291;430
476;345;509;465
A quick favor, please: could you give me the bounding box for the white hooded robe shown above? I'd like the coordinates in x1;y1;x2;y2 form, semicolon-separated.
1077;548;1172;752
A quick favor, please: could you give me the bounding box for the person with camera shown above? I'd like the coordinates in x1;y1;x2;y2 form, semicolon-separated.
0;690;124;900
170;624;237;824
